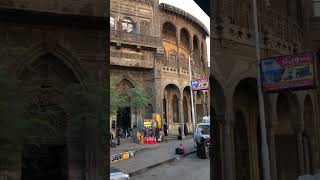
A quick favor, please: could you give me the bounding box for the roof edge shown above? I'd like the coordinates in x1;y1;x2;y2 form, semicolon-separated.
159;3;209;36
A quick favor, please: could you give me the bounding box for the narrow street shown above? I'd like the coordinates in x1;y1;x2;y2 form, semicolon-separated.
130;153;209;180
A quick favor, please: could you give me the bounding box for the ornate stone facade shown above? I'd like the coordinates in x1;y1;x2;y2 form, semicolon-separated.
0;2;106;180
110;0;209;135
210;0;320;180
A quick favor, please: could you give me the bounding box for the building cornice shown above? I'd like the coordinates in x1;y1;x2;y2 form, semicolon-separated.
159;3;209;36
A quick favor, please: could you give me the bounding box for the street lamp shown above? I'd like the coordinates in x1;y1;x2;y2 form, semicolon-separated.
252;0;271;180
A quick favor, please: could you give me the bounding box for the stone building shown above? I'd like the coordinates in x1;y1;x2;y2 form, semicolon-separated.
0;1;106;180
110;0;209;135
210;0;320;180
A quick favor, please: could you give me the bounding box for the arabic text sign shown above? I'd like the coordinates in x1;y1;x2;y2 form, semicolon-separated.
191;78;208;91
261;52;316;92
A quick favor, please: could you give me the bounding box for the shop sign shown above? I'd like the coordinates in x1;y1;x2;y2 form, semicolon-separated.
191;78;209;91
261;52;317;92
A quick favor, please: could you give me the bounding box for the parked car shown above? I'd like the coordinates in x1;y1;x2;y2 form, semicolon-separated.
110;167;129;180
194;116;210;159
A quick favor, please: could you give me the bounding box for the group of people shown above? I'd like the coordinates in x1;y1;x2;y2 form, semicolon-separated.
178;123;189;140
163;122;189;140
110;122;190;147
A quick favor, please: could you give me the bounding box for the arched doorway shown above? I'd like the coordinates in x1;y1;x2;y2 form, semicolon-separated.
275;92;300;180
183;86;191;129
20;53;80;180
234;110;250;180
172;95;179;123
233;78;262;180
163;84;181;134
116;79;134;130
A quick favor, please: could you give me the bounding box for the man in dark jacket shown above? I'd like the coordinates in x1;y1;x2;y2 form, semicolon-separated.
184;123;188;136
177;127;182;140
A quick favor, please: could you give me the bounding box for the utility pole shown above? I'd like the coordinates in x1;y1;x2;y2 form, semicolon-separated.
188;52;197;136
252;0;271;180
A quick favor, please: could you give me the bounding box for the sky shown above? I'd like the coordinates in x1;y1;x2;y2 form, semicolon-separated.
159;0;210;66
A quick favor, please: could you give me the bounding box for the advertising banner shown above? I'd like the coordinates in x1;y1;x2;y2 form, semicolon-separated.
143;119;153;128
261;52;316;92
191;78;209;91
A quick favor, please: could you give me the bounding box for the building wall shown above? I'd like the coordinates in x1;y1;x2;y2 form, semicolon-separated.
210;0;320;180
110;0;209;136
0;3;106;180
0;0;105;16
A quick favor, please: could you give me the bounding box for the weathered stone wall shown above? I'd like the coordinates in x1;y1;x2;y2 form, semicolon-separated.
0;0;105;16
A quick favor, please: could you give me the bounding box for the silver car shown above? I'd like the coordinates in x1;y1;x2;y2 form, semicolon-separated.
110;167;129;180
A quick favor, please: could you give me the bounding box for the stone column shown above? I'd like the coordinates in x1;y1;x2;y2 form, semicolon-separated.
179;96;185;138
224;114;236;180
176;31;180;70
167;94;171;133
188;96;193;132
164;93;168;125
189;34;193;52
310;138;318;174
249;111;259;180
269;130;277;180
217;115;225;180
297;132;305;175
68;143;85;180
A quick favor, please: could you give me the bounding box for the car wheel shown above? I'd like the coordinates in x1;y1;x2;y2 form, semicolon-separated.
196;142;200;157
199;138;206;159
205;145;209;159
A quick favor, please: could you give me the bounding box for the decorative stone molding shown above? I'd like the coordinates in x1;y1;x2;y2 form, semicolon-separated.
123;0;154;7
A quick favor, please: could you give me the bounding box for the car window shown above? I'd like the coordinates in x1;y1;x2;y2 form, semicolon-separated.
198;125;210;134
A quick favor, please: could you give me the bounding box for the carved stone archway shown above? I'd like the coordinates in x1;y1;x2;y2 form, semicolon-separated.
19;53;81;180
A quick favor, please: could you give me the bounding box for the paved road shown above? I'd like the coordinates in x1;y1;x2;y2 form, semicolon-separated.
130;153;210;180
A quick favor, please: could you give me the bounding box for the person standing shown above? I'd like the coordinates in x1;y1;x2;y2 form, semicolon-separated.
164;123;168;136
116;128;121;145
184;123;188;136
177;127;182;140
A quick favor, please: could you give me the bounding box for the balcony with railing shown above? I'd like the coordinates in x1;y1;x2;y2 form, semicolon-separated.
161;55;206;79
110;30;161;49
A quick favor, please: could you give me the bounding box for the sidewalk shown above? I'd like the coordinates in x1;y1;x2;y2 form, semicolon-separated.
111;136;196;176
110;134;188;155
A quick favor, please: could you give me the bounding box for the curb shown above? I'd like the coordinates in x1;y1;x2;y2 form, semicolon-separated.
128;149;196;177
